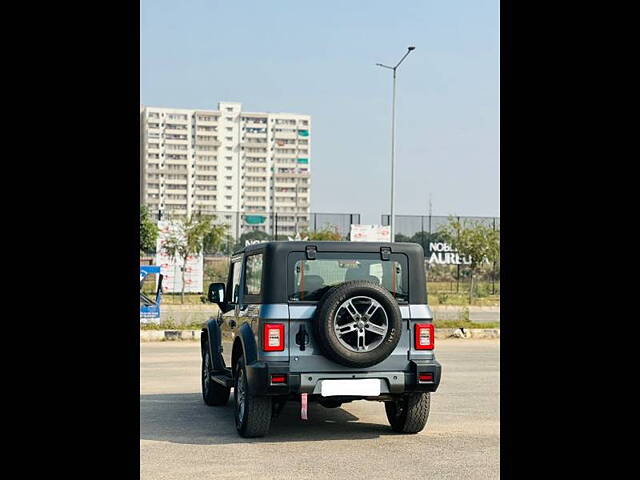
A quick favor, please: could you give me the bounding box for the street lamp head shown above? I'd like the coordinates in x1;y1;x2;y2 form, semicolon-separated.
408;46;416;51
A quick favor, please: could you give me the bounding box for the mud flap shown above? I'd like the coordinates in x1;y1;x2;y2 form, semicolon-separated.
301;393;308;420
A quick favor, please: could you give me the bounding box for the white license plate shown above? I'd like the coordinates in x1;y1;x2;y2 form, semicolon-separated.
320;379;381;397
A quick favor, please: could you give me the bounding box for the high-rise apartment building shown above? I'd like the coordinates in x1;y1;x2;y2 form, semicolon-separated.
140;101;311;238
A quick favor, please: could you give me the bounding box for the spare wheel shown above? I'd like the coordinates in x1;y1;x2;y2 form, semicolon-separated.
312;280;403;368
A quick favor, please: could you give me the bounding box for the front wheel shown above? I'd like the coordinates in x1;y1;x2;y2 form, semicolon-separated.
385;393;431;433
202;348;230;406
234;357;272;437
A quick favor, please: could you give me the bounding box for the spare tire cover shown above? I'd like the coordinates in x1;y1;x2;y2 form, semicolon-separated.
312;280;403;368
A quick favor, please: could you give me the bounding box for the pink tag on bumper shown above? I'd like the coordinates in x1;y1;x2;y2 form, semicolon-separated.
301;393;308;420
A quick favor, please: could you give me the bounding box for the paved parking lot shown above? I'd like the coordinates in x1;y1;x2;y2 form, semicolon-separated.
141;338;499;479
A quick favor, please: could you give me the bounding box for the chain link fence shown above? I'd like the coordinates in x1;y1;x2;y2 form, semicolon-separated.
142;211;499;306
382;215;500;301
147;211;360;254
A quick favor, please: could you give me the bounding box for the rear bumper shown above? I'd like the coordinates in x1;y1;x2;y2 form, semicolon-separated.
245;359;442;396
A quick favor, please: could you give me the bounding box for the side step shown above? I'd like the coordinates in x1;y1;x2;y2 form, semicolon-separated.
210;368;233;388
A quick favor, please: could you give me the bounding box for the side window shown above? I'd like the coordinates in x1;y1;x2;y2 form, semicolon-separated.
228;260;242;303
244;254;263;296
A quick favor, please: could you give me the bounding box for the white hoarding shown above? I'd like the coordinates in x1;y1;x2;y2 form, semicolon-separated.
155;221;204;293
350;224;391;242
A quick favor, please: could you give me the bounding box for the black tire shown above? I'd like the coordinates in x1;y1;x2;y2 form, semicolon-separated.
234;357;272;438
201;347;230;406
319;400;343;409
385;393;431;434
313;281;403;368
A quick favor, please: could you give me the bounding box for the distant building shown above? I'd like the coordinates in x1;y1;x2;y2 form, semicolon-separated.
140;101;311;237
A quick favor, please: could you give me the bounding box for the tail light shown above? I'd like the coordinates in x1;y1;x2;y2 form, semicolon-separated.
271;374;287;384
415;323;435;350
419;373;433;382
263;323;285;351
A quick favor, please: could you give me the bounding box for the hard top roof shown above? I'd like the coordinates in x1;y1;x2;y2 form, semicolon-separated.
234;241;424;257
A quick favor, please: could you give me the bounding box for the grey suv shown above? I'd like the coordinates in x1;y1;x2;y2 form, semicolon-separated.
201;241;442;437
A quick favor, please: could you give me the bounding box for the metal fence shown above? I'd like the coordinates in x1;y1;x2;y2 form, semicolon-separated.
143;211;500;302
381;215;500;297
149;210;360;253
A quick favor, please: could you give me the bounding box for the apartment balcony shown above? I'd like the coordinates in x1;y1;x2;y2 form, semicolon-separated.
243;205;268;212
244;155;268;163
242;141;268;149
273;171;311;179
243;197;268;204
165;127;189;135
273;132;297;140
275;221;304;228
244;159;267;166
163;181;188;187
245;131;268;139
195;139;221;147
165;159;189;166
244;121;268;129
164;138;189;145
165;117;189;125
273;153;297;160
195;113;220;124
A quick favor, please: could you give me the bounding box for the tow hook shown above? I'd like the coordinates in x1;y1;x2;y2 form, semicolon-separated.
301;393;308;420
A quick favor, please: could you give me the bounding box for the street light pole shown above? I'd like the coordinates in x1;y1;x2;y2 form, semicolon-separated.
377;46;415;242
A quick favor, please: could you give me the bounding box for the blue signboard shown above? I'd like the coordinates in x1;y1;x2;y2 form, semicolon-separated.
140;266;163;323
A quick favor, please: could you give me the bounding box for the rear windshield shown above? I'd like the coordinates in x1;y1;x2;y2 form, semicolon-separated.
288;252;408;302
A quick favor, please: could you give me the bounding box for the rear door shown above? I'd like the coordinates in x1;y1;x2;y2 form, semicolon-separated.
287;251;412;372
237;251;264;339
222;255;243;332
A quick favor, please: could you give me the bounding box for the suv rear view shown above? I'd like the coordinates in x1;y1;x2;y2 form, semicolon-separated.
201;241;442;437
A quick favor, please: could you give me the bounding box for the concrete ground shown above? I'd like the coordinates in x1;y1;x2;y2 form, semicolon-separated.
141;339;500;480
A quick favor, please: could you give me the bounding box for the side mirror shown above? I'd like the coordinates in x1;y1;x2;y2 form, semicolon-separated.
208;282;225;304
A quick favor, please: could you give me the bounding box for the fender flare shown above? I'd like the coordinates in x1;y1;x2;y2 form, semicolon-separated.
202;317;226;372
232;322;265;396
233;322;259;368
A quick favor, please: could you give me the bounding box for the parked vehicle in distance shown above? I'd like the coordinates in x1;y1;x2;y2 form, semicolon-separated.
201;241;441;437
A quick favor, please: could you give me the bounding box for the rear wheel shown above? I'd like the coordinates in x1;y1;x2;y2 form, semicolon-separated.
385;393;430;433
201;347;230;406
234;357;272;438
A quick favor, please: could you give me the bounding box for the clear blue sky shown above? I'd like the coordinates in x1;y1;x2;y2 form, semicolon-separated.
141;0;499;224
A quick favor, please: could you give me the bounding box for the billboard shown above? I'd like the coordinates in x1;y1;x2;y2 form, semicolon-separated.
155;221;204;293
350;224;391;242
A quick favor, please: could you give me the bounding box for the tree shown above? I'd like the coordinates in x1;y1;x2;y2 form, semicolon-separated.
302;225;343;241
438;217;500;303
202;221;230;254
140;205;158;254
161;213;216;304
